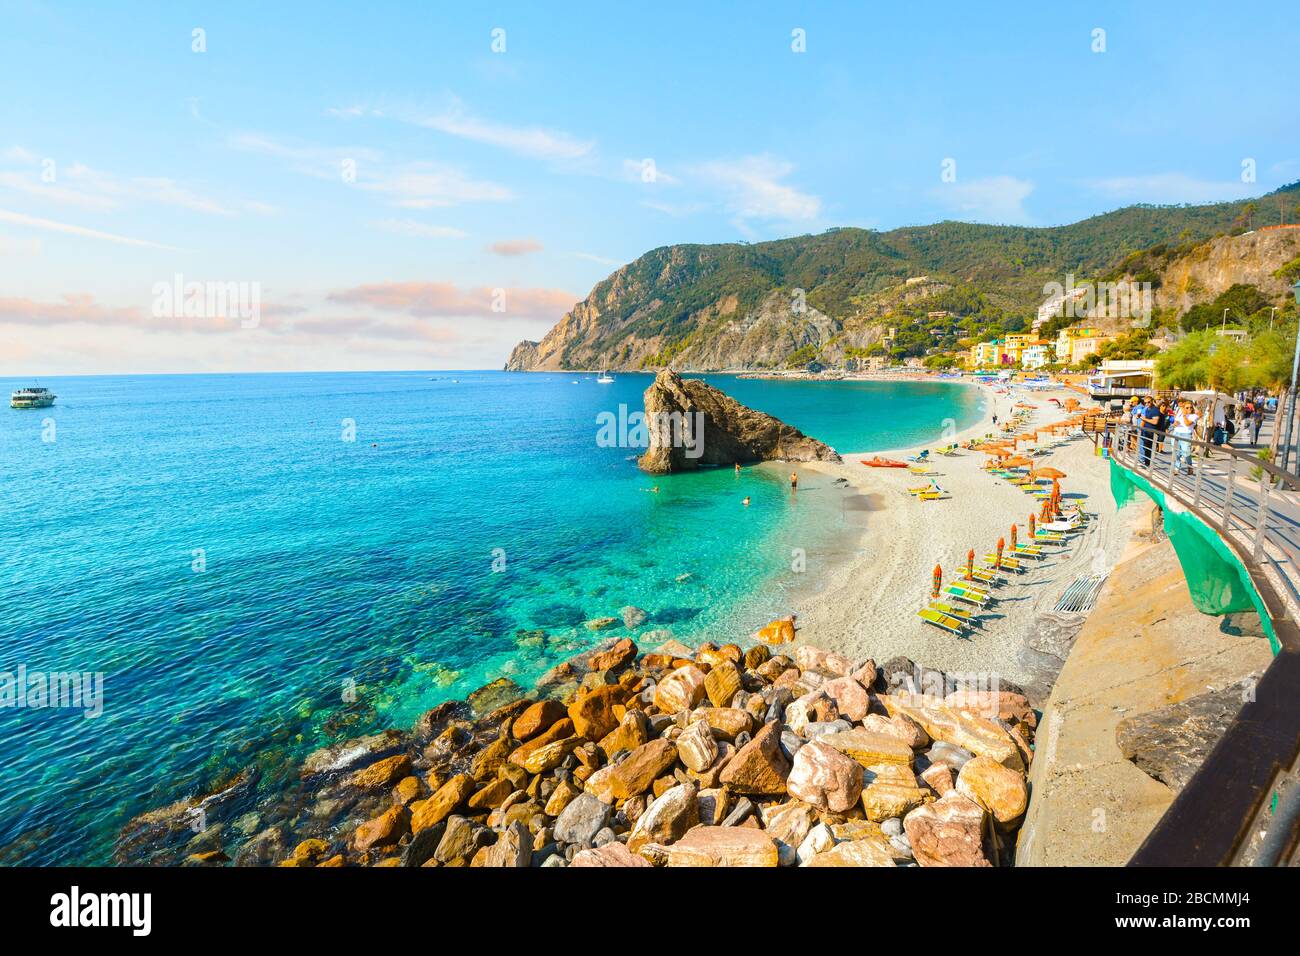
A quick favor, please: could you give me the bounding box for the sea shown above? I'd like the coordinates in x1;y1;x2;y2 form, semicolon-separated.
0;371;982;864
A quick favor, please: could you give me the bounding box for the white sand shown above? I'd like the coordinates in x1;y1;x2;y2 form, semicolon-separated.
787;381;1141;685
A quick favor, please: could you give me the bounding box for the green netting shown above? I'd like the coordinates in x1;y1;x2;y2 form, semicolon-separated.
1109;460;1279;653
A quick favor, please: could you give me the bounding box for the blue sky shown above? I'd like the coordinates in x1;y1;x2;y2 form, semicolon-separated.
2;1;1297;373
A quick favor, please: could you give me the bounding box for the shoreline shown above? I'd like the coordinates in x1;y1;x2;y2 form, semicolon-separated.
785;378;1133;689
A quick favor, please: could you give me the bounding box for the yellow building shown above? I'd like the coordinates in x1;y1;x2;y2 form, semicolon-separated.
1055;325;1102;362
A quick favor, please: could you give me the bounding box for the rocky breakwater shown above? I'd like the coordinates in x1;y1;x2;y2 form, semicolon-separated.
638;368;840;474
140;632;1037;867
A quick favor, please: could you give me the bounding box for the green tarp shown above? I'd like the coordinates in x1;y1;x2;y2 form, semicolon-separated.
1109;460;1279;653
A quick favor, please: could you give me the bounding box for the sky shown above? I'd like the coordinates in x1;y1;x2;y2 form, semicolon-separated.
1;1;1297;375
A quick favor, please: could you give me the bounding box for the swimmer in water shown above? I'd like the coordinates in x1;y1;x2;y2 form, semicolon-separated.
734;462;740;475
742;496;751;506
790;472;798;489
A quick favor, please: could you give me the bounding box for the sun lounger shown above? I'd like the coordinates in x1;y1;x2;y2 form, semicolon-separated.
965;568;1004;586
918;491;951;501
944;585;990;607
917;607;965;635
908;465;938;475
1010;545;1045;559
983;554;1024;572
929;600;974;620
1033;531;1067;543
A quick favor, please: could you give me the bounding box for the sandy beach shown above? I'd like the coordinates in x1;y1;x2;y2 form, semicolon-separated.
786;379;1139;686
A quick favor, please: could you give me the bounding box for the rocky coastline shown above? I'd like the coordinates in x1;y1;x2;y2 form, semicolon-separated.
121;627;1037;868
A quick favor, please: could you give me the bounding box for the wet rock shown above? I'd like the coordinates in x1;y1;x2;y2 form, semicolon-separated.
301;730;406;779
590;637;638;671
620;607;648;629
585;617;618;631
513;699;567;742
353;806;410;852
467;677;524;716
410;774;474;834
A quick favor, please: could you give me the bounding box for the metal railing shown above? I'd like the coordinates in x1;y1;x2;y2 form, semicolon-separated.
1106;422;1300;866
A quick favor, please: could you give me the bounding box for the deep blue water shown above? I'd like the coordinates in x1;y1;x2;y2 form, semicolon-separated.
0;371;981;864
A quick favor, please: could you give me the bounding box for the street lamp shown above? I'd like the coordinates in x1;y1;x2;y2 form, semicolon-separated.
1284;280;1300;473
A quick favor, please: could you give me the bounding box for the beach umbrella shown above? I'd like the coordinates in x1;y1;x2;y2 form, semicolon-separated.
965;549;975;581
1040;497;1052;521
1003;455;1032;468
995;537;1005;569
1029;513;1036;536
1011;524;1018;549
1033;466;1066;480
932;564;943;599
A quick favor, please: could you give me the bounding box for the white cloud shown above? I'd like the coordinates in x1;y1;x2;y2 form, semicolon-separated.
361;162;512;208
1086;172;1253;205
0;207;179;249
488;238;543;256
574;251;622;266
694;155;822;225
372;218;468;239
930;175;1034;224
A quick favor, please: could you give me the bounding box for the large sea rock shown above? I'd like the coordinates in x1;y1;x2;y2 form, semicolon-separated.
637;369;840;474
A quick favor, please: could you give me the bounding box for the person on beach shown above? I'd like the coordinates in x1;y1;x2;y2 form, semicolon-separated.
790;472;798;489
1251;399;1265;444
1173;400;1198;474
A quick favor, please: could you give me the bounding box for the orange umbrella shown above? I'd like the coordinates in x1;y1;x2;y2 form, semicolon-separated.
1033;466;1067;480
1029;513;1036;536
995;537;1005;569
1002;456;1032;468
932;564;943;599
965;548;975;581
1011;523;1018;549
1040;497;1053;520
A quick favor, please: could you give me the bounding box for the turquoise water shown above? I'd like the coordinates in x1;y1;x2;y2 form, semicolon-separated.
0;371;980;864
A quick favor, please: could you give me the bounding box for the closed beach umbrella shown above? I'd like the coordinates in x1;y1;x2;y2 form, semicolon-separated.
1011;523;1018;548
1029;513;1036;536
1040;497;1052;521
932;564;942;599
995;537;1005;569
966;548;975;581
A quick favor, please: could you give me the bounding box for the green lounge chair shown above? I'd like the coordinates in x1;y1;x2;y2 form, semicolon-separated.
944;584;990;607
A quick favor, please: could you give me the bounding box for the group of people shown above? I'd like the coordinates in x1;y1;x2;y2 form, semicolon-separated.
1124;392;1269;474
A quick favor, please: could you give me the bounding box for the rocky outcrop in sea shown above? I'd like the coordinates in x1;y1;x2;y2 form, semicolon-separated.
121;629;1037;867
638;369;841;474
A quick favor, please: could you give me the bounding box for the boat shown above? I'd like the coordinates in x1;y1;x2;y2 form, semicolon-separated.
10;386;55;409
596;371;614;384
860;456;907;468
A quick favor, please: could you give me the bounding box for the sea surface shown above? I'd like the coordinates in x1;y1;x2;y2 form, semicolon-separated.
0;371;981;864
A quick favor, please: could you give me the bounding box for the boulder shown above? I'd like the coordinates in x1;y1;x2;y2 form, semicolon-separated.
301;729;405;778
568;684;624;741
483;820;532;868
821;676;871;722
660;827;780;867
676;720;718;772
609;739;679;799
637;369;840;474
620;607;648;628
786;740;863;812
553;793;612;847
945;688;1037;728
882;695;1024;771
347;753;412;789
690;707;752;741
1114;684;1246;792
571;842;653;867
718;722;790;796
353;806;409;851
955;755;1028;825
627;783;699;851
818;728;915;768
903;792;991;867
590;637;638;671
410;773;475;834
513;699;568;741
754;617;797;645
597;709;650;760
654;665;707;714
805;837;896;867
704;661;743;708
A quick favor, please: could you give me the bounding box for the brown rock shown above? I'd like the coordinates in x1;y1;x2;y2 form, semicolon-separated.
818;728;915;768
820;676;870;722
627;782;699;851
568;684;624;741
348;753;412;789
806;837;896;867
743;645;771;670
704;661;743;708
589;637;638;672
470;735;512;781
718;721;790;796
690;707;752;741
571;842;653;867
609;739;679;799
467;776;515;810
513;699;567;741
597;709;649;760
508;718;574;769
654;665;707;714
882;695;1024;771
903;792;991;867
956;755;1028;825
754;617;796;645
786;740;863;812
410;773;474;834
676;720;718;772
544;779;583;816
662;826;779;867
920;763;955;795
861;712;930;749
353;806;410;851
945;689;1037;728
392;775;422;806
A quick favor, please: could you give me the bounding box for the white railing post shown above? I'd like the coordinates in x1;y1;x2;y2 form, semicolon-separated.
1253;479;1271;561
1222;458;1236;534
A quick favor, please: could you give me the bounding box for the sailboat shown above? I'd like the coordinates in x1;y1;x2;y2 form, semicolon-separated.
596;370;614;384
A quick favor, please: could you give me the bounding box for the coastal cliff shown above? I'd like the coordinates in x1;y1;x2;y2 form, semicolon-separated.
637;369;841;474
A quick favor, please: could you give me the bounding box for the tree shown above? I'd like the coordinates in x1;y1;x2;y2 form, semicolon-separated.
1156;330;1212;389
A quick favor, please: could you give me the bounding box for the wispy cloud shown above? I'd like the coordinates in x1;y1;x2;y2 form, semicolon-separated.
1085;172;1253;205
373;218;468;239
574;251;623;267
339;97;595;162
0;207;180;250
693;155;822;227
360;162;512;208
487;238;543;256
329;281;575;321
929;175;1034;224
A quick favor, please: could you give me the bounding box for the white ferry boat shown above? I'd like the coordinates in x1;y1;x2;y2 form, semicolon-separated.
10;386;56;409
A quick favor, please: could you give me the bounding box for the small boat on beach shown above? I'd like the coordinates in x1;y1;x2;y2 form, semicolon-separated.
861;456;907;468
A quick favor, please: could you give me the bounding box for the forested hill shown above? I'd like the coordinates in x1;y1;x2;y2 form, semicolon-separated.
506;183;1300;372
